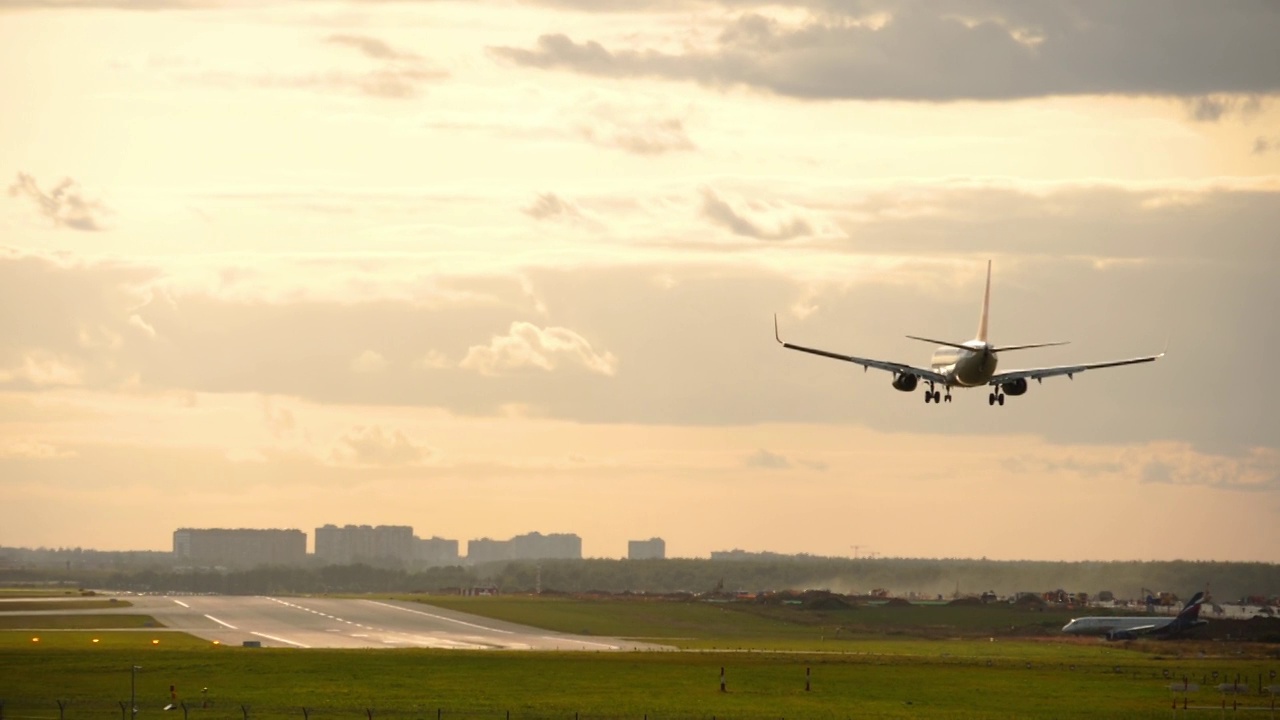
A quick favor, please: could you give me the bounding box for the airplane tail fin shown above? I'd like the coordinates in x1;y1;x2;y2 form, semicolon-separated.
1178;592;1206;621
976;259;991;343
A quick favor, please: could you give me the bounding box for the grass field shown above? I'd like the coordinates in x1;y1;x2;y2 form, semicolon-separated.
1;594;1277;720
0;599;134;612
0;613;160;630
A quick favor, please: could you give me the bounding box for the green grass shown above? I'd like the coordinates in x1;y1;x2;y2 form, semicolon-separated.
2;595;1276;720
0;637;1270;719
0;614;161;630
391;595;1080;650
0;599;134;612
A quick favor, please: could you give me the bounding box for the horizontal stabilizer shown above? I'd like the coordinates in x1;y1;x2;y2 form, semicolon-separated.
905;335;974;352
992;341;1069;353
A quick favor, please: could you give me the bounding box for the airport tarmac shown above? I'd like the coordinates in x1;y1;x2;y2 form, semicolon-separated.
3;594;674;651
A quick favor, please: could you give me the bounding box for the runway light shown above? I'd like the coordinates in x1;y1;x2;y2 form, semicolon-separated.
92;638;100;644
151;639;160;645
212;641;220;646
31;637;40;643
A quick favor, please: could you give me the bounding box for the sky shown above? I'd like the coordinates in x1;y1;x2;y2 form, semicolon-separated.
2;0;1279;563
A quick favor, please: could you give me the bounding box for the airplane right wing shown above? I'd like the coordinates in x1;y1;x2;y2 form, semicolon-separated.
774;315;948;385
989;351;1165;385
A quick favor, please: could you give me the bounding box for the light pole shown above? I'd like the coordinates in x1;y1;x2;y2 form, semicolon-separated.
131;665;142;717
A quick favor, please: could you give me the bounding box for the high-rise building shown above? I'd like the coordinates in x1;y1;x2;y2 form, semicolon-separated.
172;528;306;568
628;537;666;560
414;536;460;567
466;537;509;565
509;531;582;560
314;524;414;566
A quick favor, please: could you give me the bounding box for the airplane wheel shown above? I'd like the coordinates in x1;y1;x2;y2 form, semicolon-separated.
933;391;942;403
924;391;932;403
997;394;1005;406
988;393;996;406
944;394;952;403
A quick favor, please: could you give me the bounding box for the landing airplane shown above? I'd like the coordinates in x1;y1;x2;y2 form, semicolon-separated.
773;261;1164;406
1061;592;1208;640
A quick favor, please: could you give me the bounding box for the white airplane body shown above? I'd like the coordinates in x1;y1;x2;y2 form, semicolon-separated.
774;261;1164;405
1062;592;1208;641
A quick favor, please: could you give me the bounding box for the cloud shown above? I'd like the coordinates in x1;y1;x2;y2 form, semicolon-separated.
523;192;583;221
460;321;619;377
1138;446;1280;492
745;448;791;469
7;173;109;231
330;424;435;467
350;350;388;374
1253;136;1280;155
325;34;420;61
700;187;814;240
491;3;1280;101
1185;94;1265;123
574;110;696;155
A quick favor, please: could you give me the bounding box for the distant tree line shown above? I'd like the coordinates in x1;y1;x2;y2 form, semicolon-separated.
2;557;1278;602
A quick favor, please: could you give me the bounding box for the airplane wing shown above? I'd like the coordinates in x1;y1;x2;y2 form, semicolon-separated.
774;316;949;385
989;351;1165;385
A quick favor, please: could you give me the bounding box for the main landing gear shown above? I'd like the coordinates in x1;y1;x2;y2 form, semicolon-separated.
923;384;952;404
987;391;1005;406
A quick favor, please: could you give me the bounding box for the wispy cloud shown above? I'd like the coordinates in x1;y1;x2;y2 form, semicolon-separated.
325;34;420;62
700;187;814;241
7;173;109;231
329;424;436;468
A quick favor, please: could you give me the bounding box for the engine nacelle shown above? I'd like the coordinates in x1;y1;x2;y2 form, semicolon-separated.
1001;378;1028;396
892;374;919;392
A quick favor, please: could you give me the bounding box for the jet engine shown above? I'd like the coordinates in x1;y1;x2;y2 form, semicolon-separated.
1001;378;1028;396
892;374;919;392
1106;629;1138;642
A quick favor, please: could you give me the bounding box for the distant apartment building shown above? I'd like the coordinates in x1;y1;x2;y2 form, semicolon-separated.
415;536;460;567
510;531;581;560
172;528;306;568
628;537;666;560
314;524;414;566
466;537;510;565
466;532;583;564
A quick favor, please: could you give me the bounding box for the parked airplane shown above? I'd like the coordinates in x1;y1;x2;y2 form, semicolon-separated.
773;261;1164;406
1061;592;1208;640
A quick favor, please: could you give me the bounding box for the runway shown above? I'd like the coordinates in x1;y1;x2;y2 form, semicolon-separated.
4;594;673;651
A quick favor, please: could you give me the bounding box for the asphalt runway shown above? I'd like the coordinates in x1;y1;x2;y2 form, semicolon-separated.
4;594;673;651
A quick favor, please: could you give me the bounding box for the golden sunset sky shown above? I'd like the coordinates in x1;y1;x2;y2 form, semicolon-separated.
2;0;1278;561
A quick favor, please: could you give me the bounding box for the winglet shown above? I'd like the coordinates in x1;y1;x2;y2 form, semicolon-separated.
976;259;991;343
773;313;782;344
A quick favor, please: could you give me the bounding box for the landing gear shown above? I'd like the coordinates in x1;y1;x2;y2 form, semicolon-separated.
923;385;944;404
943;390;952;403
988;392;1006;406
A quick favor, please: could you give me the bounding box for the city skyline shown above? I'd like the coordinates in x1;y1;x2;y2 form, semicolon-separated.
2;1;1279;563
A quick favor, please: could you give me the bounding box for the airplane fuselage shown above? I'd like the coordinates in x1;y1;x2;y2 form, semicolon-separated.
1060;616;1173;636
930;341;999;388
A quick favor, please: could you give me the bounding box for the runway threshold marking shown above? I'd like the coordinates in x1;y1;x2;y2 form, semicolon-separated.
251;631;310;649
365;601;515;634
172;600;190;608
204;615;238;630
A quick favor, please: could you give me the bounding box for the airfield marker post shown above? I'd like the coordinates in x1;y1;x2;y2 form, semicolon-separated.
806;667;811;692
720;667;726;693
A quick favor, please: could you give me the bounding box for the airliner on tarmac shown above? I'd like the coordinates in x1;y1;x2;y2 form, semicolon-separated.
1061;592;1208;641
773;261;1164;406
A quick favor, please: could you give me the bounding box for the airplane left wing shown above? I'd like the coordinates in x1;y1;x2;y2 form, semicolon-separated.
774;316;948;385
989;351;1165;385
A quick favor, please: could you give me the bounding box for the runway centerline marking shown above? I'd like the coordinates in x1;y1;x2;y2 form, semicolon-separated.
204;615;237;630
172;600;190;608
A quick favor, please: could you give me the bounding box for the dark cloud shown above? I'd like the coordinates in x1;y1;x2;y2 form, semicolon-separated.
700;187;813;240
1253;136;1279;155
7;173;109;231
1186;94;1265;123
523;192;581;221
745;448;791;469
325;34;420;61
491;1;1280;101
